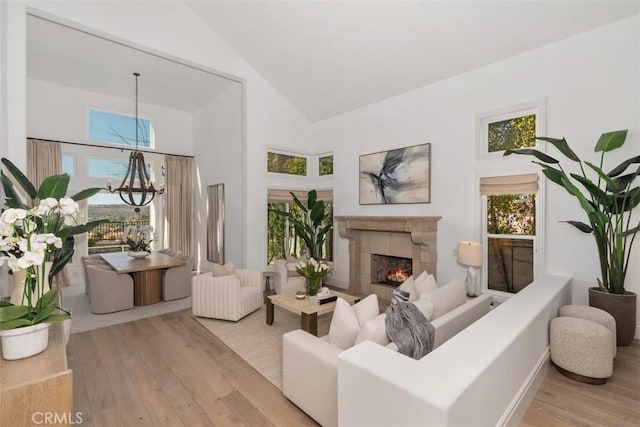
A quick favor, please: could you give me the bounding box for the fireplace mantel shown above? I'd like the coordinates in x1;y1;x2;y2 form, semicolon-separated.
335;216;441;299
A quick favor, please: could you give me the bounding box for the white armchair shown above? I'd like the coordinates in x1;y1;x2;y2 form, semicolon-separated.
192;269;264;321
272;260;305;294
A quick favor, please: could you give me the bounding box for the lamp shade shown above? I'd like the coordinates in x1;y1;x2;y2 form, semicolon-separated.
457;241;482;267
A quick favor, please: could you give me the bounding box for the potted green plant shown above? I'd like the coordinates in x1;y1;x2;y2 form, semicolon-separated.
0;158;106;359
504;130;639;345
270;189;332;260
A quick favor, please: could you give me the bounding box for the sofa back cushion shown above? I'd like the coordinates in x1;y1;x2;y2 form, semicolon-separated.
422;280;466;320
329;294;379;350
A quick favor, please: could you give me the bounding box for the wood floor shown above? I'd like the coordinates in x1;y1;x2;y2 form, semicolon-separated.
69;309;639;427
67;309;316;426
521;339;640;427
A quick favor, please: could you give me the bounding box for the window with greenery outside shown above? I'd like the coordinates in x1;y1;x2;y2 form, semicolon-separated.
488;114;536;153
319;155;333;176
267;152;307;176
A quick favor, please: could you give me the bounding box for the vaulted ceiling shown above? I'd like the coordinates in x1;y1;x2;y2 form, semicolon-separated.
187;1;639;122
26;2;640;121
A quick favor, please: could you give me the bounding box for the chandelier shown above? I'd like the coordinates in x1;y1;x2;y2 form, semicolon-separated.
108;72;164;207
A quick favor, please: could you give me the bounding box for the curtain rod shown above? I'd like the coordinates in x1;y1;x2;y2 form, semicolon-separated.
28;137;195;159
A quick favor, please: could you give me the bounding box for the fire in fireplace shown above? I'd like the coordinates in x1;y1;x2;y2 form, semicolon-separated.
371;254;413;287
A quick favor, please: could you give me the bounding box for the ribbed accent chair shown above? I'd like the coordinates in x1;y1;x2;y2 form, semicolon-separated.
162;254;193;301
192;269;263;321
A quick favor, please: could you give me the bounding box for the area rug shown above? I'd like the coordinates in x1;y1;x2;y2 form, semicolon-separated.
61;284;192;334
196;305;332;390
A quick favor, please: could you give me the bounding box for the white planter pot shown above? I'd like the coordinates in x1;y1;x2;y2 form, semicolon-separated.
0;322;51;360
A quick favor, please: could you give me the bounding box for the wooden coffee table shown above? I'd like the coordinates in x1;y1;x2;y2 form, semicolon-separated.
266;290;360;336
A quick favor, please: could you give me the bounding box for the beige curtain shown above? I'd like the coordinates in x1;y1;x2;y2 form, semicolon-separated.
165;155;194;255
27;139;62;187
480;173;538;196
26;139;70;287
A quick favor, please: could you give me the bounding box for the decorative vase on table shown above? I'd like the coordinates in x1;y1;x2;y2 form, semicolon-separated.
305;277;322;297
128;250;150;259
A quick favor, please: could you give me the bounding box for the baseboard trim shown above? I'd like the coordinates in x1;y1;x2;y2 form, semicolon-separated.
499;347;550;427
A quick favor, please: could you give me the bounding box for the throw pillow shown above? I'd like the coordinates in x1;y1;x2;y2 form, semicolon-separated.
414;274;438;299
329;295;380;349
411;297;435;321
421;280;466;320
212;262;236;277
355;313;390;346
410;271;433;301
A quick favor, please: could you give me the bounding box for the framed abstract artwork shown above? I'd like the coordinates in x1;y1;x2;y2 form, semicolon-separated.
359;143;431;205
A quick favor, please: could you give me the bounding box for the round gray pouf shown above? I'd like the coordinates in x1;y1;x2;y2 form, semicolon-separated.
550;316;613;384
559;304;617;357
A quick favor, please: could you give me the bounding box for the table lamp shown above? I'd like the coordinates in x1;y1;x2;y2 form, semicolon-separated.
457;241;482;297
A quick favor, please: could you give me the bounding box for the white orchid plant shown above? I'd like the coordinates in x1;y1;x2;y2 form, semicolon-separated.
0;158;106;330
295;258;331;281
122;224;154;252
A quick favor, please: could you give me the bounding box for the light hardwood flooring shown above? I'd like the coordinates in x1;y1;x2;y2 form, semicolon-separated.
67;309;316;426
521;339;640;426
69;309;639;426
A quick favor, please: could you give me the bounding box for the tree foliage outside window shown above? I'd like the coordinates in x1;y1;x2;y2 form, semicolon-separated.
487;194;535;235
488;114;536;152
487;193;535;294
267;201;333;263
267;152;307;176
319;155;333;176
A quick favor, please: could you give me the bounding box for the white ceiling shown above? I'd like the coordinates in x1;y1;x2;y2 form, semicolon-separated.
26;2;640;121
27;15;238;113
186;0;640;122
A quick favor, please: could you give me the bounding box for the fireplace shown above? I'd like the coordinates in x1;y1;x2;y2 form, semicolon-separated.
335;216;440;302
371;254;412;287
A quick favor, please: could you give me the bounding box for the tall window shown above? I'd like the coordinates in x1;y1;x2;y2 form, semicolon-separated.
266;189;333;263
481;174;538;294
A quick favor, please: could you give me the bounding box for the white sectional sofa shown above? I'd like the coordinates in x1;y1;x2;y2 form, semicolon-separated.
282;281;492;427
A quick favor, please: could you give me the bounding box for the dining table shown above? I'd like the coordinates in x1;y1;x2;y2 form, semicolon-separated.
100;252;186;305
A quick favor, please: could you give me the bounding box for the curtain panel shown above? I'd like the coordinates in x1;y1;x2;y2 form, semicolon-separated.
165;155;194;255
27;139;70;287
27;139;62;187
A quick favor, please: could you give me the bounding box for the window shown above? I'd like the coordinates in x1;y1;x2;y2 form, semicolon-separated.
87;192;151;254
87;157;153;181
476;100;544;158
487;114;536;152
88;109;153;148
267;151;307;176
481;174;538;295
319;155;333;176
266;189;333;263
62;154;75;176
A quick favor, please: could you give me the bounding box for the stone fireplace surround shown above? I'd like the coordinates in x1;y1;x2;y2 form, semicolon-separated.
335;216;440;302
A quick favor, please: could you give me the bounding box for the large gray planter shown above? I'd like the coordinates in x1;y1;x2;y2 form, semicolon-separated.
589;287;637;346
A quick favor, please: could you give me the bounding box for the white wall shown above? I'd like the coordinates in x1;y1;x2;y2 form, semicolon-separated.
27;78;194;155
315;16;640;331
194;83;244;270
